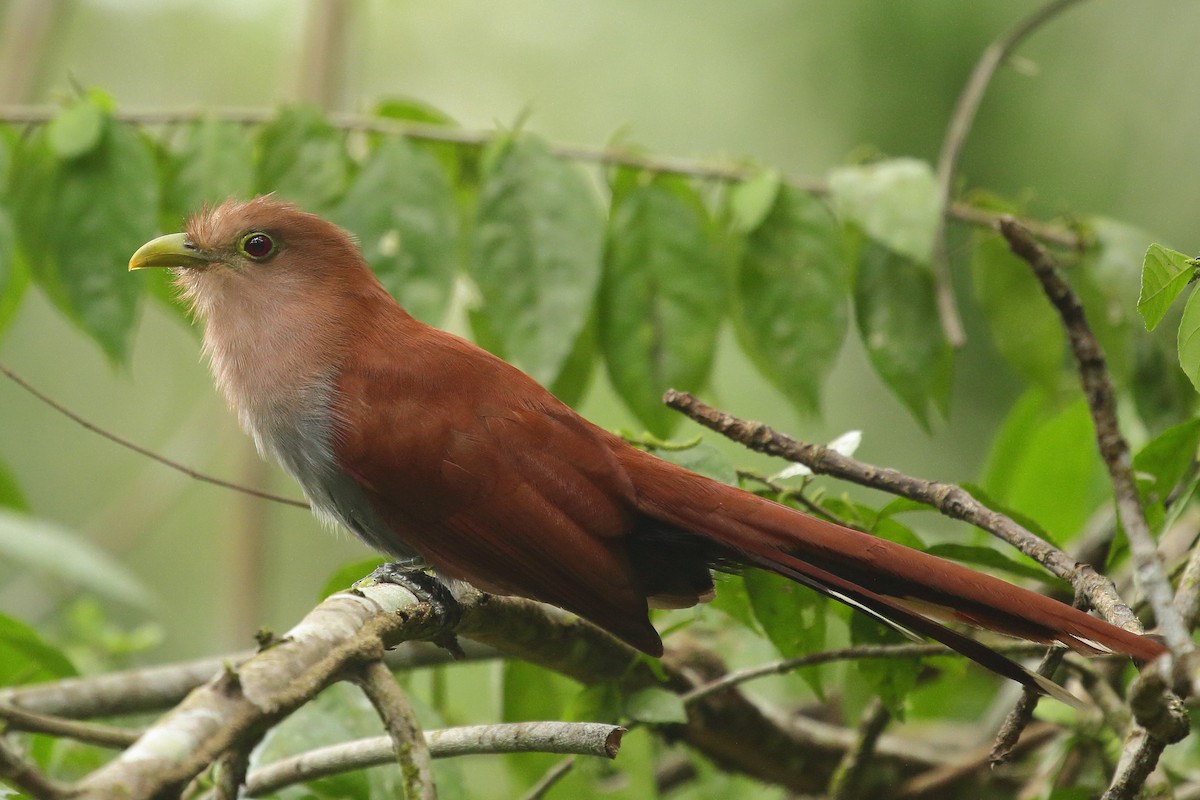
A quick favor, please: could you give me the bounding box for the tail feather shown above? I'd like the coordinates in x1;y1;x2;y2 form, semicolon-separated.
625;449;1167;696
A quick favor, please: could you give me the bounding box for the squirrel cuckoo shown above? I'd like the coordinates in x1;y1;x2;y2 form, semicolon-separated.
130;196;1164;700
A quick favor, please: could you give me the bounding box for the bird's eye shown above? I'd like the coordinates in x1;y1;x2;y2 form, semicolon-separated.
239;232;275;260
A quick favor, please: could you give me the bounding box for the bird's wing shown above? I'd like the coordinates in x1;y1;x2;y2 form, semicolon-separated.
332;323;664;653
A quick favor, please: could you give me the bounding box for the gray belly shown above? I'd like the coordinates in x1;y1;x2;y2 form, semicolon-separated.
252;409;422;564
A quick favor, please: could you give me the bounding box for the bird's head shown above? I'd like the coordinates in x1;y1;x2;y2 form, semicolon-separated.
129;195;375;322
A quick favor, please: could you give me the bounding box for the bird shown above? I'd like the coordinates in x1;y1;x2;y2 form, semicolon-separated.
129;196;1165;701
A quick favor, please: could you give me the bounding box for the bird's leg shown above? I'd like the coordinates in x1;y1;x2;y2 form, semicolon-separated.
358;562;466;660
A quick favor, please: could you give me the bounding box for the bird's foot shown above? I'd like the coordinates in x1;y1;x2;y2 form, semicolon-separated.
359;562;465;660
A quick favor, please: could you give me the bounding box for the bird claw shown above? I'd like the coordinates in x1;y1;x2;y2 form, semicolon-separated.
360;562;466;659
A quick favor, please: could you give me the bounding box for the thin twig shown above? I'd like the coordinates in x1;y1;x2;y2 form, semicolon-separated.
0;703;140;748
0;361;309;510
355;660;436;800
0;104;1083;249
243;724;618;798
896;722;1059;799
828;698;892;800
1173;540;1200;629
930;0;1089;347
0;734;69;800
1101;729;1169;800
663;389;1142;632
212;746;253;800
521;756;577;800
997;217;1191;657
989;646;1066;766
679;642;1046;707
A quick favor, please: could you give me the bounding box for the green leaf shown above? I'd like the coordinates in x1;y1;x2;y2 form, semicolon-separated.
1079;218;1154;383
471;136;604;385
503;660;578;785
828;158;941;263
848;612;918;717
256;105;349;211
647;441;738;485
1139;244;1197;331
373;97;457;127
600;175;724;435
1133;417;1200;507
0;204;18;340
0;612;76;686
11;119;156;363
727;169;781;233
164;117;256;222
1178;286;1200;393
0;510;154;609
971;232;1065;393
980;390;1106;543
708;574;760;633
853;236;952;428
744;569;826;696
318;556;387;600
333;137;459;325
733;186;847;414
372;98;461;179
1133;318;1198;433
623;687;687;724
564;681;623;724
960;481;1057;546
924;543;1060;586
547;310;597;407
47;100;105;160
0;456;28;511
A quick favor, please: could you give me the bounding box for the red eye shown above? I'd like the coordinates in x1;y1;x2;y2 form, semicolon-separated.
241;233;274;260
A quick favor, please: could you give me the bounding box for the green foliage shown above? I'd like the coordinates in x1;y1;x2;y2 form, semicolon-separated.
980;391;1106;544
848;613;919;717
256;105;350;211
744;568;827;696
828;157;941;264
10;105;156;363
318;556;388;600
1138;243;1196;332
0;510;154;609
732;184;847;414
163;117;256;223
601;173;724;434
11;94;1200;797
1133;417;1200;530
334;136;460;324
0;612;76;685
972;232;1065;394
470;135;604;386
852;234;952;428
0;456;28;511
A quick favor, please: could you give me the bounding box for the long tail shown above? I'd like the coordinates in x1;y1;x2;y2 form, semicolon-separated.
625;449;1166;700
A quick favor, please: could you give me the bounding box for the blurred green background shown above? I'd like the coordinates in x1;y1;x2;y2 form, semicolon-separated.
1;0;1197;666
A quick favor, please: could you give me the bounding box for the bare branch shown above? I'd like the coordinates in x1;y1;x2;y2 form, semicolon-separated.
73;582;436;799
663;389;1143;632
0;703;140;748
0;104;1083;250
989;646;1067;765
997;216;1191;656
930;0;1090;347
0;640;495;721
355;661;435;800
0;734;69;800
828;698;892;800
895;722;1059;799
243;724;617;798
